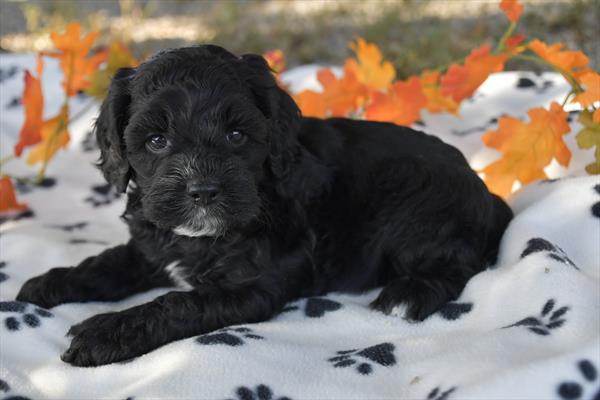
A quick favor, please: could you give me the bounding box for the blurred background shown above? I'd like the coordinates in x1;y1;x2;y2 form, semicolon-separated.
0;0;598;78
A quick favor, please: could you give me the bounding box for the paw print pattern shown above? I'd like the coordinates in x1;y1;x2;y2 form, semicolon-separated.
5;96;21;109
438;302;473;321
0;377;31;400
196;327;263;347
281;297;342;318
591;184;600;219
227;384;292;400
515;76;554;93
85;183;122;207
521;238;578;269
557;359;599;399
14;177;56;195
427;386;457;400
45;222;88;232
68;238;110;246
81;130;99;152
0;65;19;83
328;342;396;375
0;301;53;331
503;299;569;336
0;261;7;284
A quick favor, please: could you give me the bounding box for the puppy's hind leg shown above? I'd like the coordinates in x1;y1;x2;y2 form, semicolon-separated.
370;243;483;321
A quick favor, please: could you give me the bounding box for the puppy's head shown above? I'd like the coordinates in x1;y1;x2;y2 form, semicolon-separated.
95;45;300;237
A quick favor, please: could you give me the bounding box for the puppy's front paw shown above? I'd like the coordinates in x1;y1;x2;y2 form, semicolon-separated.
16;267;72;308
62;311;150;367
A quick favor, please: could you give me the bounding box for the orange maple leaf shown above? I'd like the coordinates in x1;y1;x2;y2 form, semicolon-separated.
420;70;459;115
26;105;70;166
14;55;44;156
0;176;27;214
528;39;589;76
500;0;524;22
264;49;286;74
364;76;427;126
44;22;108;96
440;44;507;103
295;66;368;118
572;71;600;109
86;41;138;99
481;102;571;197
345;38;395;91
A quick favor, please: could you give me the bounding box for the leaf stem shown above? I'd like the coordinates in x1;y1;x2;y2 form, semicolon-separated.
495;21;517;53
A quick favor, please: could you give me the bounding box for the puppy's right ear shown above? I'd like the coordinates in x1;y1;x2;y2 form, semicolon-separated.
95;67;135;193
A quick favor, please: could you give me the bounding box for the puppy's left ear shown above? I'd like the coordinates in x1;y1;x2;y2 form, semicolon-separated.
95;67;135;193
240;54;301;178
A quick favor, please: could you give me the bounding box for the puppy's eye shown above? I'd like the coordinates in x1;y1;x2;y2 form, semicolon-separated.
225;130;247;146
145;134;170;153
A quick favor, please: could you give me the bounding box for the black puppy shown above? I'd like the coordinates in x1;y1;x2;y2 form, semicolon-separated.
16;45;512;367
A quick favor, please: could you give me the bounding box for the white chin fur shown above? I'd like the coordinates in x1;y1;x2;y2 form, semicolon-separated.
173;218;220;237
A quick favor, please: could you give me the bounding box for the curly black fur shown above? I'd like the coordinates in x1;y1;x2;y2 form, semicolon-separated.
16;45;512;367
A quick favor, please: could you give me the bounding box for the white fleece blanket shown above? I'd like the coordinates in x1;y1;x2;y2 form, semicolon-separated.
0;54;599;400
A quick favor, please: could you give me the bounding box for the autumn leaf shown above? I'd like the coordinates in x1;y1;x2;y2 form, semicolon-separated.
500;0;524;22
481;102;571;197
506;34;525;49
14;55;44;157
364;76;427;125
44;22;108;96
572;71;600;109
440;44;507;103
576;110;600;174
0;176;27;214
528;39;589;76
295;66;368;118
86;41;138;99
264;49;286;74
26;105;70;166
420;70;459;115
346;38;395;91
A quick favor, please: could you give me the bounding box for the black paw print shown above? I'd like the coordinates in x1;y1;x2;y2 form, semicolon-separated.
591;184;600;219
328;342;396;375
503;299;569;336
81;130;99;152
84;183;121;207
281;297;342;318
45;222;88;232
557;359;599;399
0;301;53;331
515;76;554;94
0;65;19;83
0;377;31;400
14;177;56;195
438;302;473;321
427;386;457;400
227;384;292;400
521;238;578;269
5;96;21;109
196;327;263;347
68;238;110;246
0;261;7;284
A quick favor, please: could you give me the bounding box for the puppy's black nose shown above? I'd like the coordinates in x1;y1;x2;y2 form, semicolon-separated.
187;183;220;205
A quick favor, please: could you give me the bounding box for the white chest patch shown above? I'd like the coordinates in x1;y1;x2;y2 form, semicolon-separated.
173;217;220;237
164;261;194;290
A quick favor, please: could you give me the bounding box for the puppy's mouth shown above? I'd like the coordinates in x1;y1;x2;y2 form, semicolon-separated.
172;207;225;238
